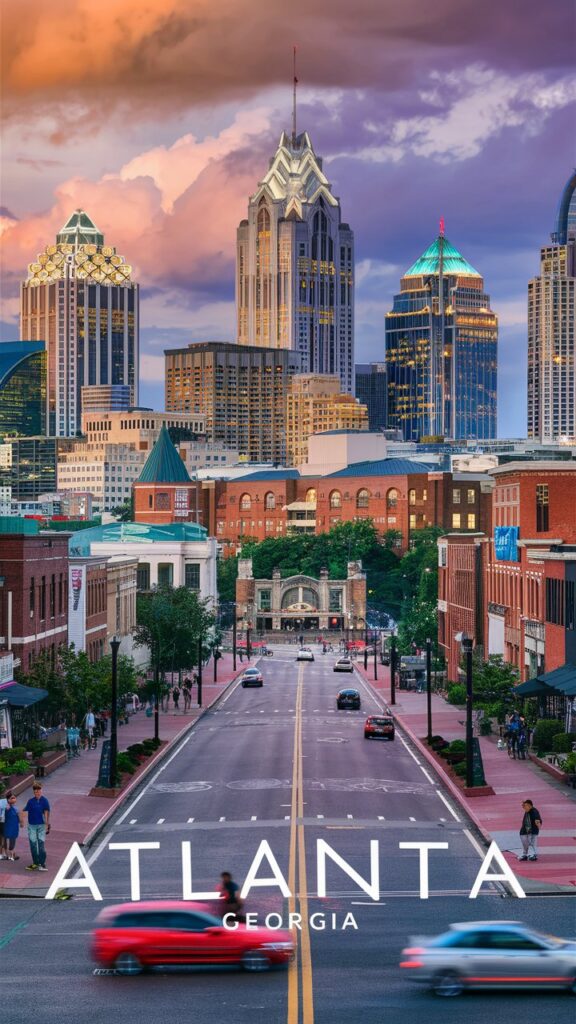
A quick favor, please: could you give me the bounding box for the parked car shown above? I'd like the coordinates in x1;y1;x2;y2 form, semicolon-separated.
364;715;395;740
336;688;361;710
241;667;263;687
296;649;315;661
400;921;576;997
92;901;294;974
334;657;353;673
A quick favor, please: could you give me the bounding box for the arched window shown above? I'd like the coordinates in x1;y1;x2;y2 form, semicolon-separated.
329;490;342;509
356;488;369;509
409;489;416;506
240;493;251;511
386;488;398;510
305;487;317;503
264;492;275;510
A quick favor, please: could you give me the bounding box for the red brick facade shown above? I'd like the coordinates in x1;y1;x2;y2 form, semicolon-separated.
0;531;69;675
85;561;108;663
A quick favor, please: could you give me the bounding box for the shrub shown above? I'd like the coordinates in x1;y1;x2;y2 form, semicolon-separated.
4;746;27;764
446;684;467;705
479;718;493;736
558;752;576;774
116;752;137;775
0;759;31;776
552;733;575;754
532;719;564;755
127;743;145;757
453;762;467;777
28;740;46;759
448;739;466;753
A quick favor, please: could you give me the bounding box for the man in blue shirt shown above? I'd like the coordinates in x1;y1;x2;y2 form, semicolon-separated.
22;783;51;871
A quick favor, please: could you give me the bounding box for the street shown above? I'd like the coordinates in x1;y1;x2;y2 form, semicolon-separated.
3;646;576;1023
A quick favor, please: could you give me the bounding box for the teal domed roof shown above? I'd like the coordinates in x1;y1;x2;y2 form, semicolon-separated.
404;235;481;278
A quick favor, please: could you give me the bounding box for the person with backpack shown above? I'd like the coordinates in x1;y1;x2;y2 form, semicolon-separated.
518;799;542;861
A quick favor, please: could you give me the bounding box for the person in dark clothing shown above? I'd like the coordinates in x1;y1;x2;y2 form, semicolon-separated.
218;871;245;923
518;799;542;861
172;686;180;711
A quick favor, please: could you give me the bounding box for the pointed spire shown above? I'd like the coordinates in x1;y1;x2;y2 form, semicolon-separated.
137;425;191;484
439;216;445;237
292;45;298;147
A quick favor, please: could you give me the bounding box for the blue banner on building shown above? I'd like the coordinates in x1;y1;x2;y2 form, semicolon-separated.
494;525;519;561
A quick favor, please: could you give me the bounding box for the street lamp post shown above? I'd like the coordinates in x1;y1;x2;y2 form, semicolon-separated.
425;636;433;743
373;630;378;681
153;655;160;742
110;636;121;787
232;614;237;671
462;636;474;788
213;642;218;683
364;623;368;670
390;635;397;706
197;636;203;707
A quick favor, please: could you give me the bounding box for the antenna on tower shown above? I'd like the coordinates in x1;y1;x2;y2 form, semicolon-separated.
439;216;445;237
292;45;298;147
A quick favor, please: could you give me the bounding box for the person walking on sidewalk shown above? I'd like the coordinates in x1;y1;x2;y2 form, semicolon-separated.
183;678;192;711
172;685;181;712
22;783;51;872
518;799;542;862
83;707;97;749
0;790;9;859
3;793;22;861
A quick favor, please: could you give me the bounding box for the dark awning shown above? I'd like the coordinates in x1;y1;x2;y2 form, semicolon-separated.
0;682;48;707
516;664;576;698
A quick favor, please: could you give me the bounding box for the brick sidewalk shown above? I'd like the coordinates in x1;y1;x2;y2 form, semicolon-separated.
0;652;245;892
354;661;576;891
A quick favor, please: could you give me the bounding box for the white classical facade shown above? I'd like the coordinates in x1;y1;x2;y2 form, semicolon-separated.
237;130;354;393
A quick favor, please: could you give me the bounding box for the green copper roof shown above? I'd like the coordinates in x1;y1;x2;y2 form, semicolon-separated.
404;235;481;278
56;209;104;246
137;425;192;484
68;520;207;557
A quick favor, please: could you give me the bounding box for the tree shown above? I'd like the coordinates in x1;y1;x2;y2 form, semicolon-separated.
110;496;133;522
134;587;214;679
20;645;137;724
469;654;518;722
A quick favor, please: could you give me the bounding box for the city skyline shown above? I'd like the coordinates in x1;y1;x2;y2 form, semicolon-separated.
1;1;575;436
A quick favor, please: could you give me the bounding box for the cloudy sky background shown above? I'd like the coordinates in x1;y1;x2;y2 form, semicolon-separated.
1;0;575;436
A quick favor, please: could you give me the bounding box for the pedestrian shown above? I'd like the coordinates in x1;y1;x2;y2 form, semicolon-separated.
518;799;542;862
517;727;527;759
3;793;21;861
172;685;180;711
183;679;192;711
0;789;9;859
83;707;96;748
218;871;246;923
22;782;51;872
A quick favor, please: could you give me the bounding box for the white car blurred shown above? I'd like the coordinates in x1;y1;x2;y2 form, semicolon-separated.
296;649;314;662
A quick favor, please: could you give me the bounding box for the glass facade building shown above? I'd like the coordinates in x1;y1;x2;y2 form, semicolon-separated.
0;341;47;437
20;210;139;437
385;234;498;441
355;362;387;431
237;131;354;393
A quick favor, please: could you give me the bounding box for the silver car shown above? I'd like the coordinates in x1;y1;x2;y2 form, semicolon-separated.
400;921;576;997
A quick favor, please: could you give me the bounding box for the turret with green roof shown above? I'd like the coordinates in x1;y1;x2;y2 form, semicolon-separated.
137;425;191;484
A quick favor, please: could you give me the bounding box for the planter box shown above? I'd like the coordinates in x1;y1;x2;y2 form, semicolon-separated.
422;742;495;797
34;752;67;778
528;752;575;786
2;772;36;796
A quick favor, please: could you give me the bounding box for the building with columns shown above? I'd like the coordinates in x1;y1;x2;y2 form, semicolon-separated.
236;557;366;634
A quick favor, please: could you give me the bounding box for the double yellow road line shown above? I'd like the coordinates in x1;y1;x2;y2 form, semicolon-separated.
287;665;314;1023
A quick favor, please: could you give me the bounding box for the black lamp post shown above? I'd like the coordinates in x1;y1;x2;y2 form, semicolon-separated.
110;636;121;787
390;635;397;706
153;654;160;742
373;630;378;681
197;636;203;707
364;623;369;670
460;634;474;788
232;614;237;671
213;641;218;683
425;636;433;743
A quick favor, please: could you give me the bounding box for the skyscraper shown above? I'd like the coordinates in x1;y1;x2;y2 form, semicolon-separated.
355;362;387;432
20;210;139;437
385;230;498;441
528;171;576;443
0;341;47;437
236;130;354;392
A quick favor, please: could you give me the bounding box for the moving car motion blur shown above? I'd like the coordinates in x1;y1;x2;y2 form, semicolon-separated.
333;657;353;672
364;714;395;740
240;667;263;687
92;901;294;974
400;921;576;996
336;688;361;710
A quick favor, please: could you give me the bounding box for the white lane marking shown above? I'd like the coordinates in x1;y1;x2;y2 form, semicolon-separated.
419;765;435;784
408;816;416;822
129;819;137;825
463;828;488;862
219;816;226;822
440;817;446;822
377;816;386;820
157;818;165;824
351;901;386;906
398;734;421;766
187;817;195;823
435;788;461;822
115;731;193;826
317;814;324;819
285;815;290;820
251;815;257;821
347;814;354;819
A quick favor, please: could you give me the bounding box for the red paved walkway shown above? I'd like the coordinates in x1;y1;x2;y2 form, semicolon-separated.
0;652;245;893
355;660;576;892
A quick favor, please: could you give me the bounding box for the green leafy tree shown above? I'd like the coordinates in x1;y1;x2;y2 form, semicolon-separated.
20;645;137;724
468;654;518;722
110;496;134;522
134;587;214;680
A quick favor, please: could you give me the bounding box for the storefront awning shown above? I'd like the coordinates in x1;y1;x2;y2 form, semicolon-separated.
516;664;576;698
0;682;49;707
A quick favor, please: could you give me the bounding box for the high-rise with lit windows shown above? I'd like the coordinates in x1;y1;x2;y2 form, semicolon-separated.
385;229;498;441
527;171;576;443
20;210;139;437
236;130;354;393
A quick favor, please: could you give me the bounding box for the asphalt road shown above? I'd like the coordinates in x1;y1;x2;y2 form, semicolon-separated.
3;646;576;1024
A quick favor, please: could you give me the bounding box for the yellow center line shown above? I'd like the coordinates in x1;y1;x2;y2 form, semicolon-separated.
297;671;315;1024
287;667;302;1023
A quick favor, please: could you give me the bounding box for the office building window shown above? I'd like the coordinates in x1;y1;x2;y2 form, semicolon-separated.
452;513;461;529
467;489;475;504
453;489;461;504
536;484;549;532
467;514;476;530
137;563;150;591
184;563;200;590
157;563;173;588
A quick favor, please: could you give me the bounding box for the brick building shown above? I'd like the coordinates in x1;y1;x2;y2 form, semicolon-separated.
133;425;203;526
438;462;576;682
0;519;69;674
69;556;108;662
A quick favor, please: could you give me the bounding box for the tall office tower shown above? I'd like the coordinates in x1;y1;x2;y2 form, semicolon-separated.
286;374;369;466
236;129;354;392
165;341;301;464
355;362;387;432
385;229;498;441
528;171;576;443
0;341;47;437
20;210;139;437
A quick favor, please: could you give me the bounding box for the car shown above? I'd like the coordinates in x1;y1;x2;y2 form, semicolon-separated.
400;921;576;997
334;657;353;672
296;649;315;661
336;688;361;710
241;667;263;687
364;714;395;740
92;900;294;974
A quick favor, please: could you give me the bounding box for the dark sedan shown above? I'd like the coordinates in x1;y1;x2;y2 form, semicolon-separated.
336;688;361;710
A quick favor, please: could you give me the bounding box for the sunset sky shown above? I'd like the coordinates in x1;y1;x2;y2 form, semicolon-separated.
1;0;575;436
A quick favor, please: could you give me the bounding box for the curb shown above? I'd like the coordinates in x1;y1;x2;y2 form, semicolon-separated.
81;666;246;849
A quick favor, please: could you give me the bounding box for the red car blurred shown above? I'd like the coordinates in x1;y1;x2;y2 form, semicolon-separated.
364;714;395;740
92;900;294;974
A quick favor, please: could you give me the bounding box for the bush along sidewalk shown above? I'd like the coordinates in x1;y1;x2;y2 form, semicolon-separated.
114;738;162;783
